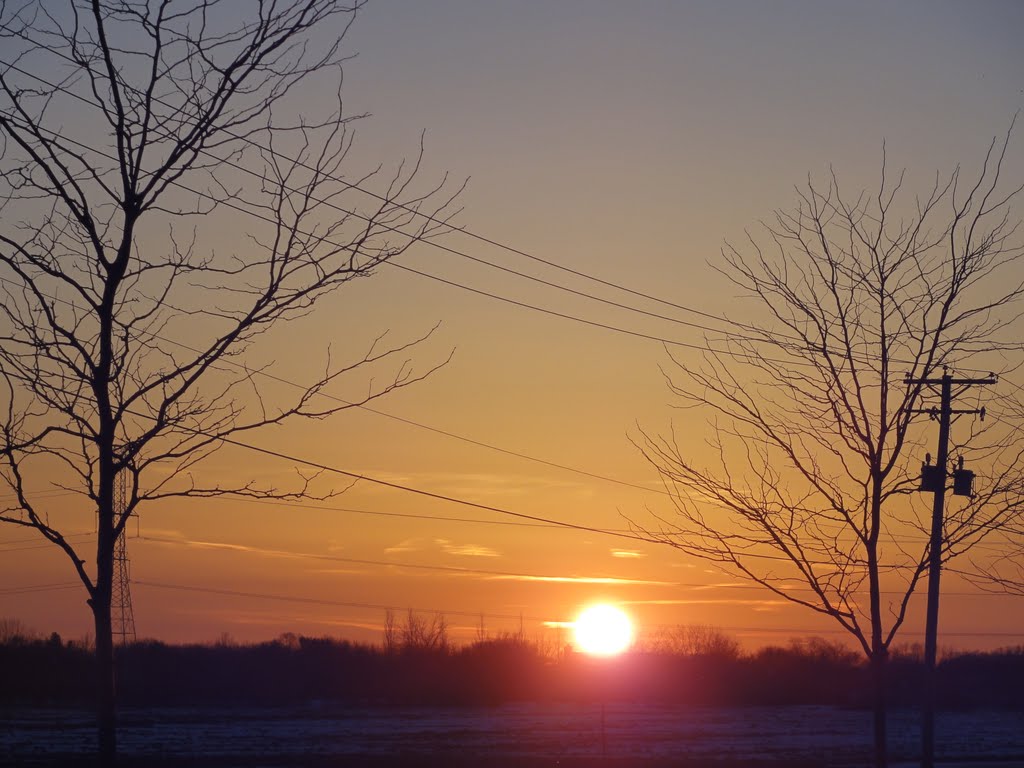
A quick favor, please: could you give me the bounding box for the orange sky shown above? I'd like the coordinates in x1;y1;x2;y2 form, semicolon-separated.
3;0;1024;652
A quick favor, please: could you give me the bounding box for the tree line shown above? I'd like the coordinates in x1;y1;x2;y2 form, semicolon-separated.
2;621;1021;711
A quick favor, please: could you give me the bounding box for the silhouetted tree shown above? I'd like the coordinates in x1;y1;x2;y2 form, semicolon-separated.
0;616;32;643
0;1;458;764
382;609;398;654
634;127;1024;767
398;609;450;653
638;624;741;660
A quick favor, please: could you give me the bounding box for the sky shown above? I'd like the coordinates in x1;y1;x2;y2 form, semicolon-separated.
3;0;1024;652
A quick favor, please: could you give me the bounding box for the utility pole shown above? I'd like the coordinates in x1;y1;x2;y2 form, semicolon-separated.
906;368;994;768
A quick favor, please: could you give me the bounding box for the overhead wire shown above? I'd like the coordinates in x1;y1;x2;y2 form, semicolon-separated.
2;61;1020;385
13;43;1024;380
0;581;81;596
0;364;957;569
0;271;671;502
0;103;813;525
13;56;1015;378
137;529;1024;599
0;532;95;553
190;495;603;530
1;55;1023;637
3;94;1015;386
179;491;1017;559
0;59;745;336
0;63;752;346
0;116;775;365
131;580;1024;639
137;533;660;582
0;360;983;577
99;408;1009;568
6;69;1010;508
0;352;1016;571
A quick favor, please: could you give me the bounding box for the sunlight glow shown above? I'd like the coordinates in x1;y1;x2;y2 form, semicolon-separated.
573;604;634;656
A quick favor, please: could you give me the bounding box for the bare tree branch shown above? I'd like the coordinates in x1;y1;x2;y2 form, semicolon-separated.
0;2;458;762
631;128;1024;767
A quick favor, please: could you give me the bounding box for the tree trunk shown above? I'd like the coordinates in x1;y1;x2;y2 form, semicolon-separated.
870;649;888;768
92;526;117;768
91;591;116;767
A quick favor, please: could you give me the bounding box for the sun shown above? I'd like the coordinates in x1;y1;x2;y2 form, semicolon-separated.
574;604;634;656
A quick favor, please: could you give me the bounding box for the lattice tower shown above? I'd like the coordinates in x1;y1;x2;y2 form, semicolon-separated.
111;466;136;645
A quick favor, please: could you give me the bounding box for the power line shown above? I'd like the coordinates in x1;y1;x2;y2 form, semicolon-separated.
0;112;809;516
4;347;1007;568
133;579;552;624
4;66;1020;387
9;86;1003;520
137;534;666;583
0;358;1015;571
0;532;94;547
197;495;596;529
0;77;729;343
138;530;1024;599
187;491;1019;566
198;431;653;543
0;581;80;596
0;272;673;501
0;539;95;554
114;416;1009;568
1;78;1022;608
0;104;802;370
132;579;1024;639
0;59;744;338
0;369;657;549
20;54;1015;380
9;56;1024;385
8;97;1012;393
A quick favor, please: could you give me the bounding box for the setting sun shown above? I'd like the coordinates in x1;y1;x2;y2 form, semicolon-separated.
573;604;634;656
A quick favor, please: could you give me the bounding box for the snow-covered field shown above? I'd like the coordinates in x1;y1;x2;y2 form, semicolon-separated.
2;703;1023;765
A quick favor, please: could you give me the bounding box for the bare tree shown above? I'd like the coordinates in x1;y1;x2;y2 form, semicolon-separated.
0;616;33;643
637;624;740;660
399;608;450;653
633;128;1024;767
0;1;459;764
382;609;398;654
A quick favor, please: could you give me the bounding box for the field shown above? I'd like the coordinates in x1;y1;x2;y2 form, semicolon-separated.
3;703;1023;767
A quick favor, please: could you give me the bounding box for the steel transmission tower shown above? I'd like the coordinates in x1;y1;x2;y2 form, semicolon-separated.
111;466;136;645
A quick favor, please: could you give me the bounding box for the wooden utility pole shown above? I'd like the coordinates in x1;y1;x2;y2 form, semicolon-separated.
906;368;995;768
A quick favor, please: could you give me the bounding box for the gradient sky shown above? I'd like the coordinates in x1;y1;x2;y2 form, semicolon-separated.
3;0;1024;651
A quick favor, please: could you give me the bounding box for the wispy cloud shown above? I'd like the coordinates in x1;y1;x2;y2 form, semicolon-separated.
383;538;423;555
385;537;501;558
485;575;675;586
622;598;787;608
435;538;500;558
683;581;750;591
139;527;185;540
141;534;305;561
610;549;645;559
447;544;501;557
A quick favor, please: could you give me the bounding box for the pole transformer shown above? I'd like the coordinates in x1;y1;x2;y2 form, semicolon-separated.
905;368;995;768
